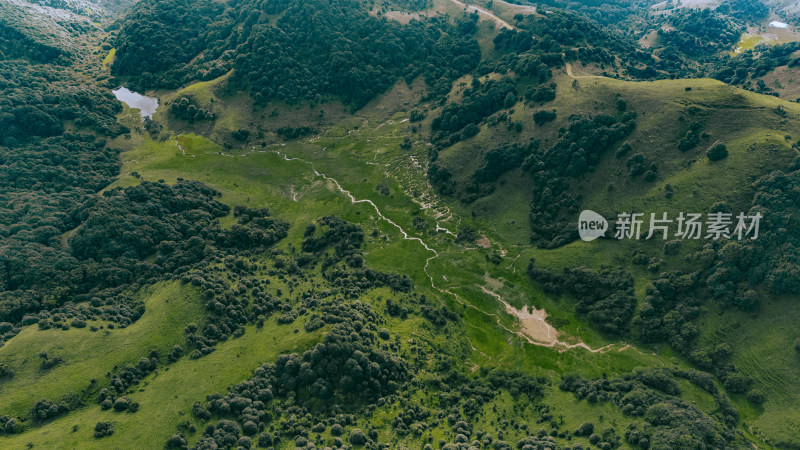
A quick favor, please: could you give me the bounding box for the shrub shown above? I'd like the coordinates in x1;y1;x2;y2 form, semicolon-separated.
113;397;130;412
626;153;646;177
168;345;183;362
350;428;367;445
167;433;187;448
533;109;557;125
32;399;69;421
258;433;273;447
615;142;632;158
4;418;19;434
747;389;766;405
576;422;594;436
664;240;682;255
94;421;114;438
723;373;752;394
707;143;728;161
664;183;674;198
242;420;258;435
0;364;14;380
232;129;250;141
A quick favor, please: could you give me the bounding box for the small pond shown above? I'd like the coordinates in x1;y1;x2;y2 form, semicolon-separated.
112;87;159;120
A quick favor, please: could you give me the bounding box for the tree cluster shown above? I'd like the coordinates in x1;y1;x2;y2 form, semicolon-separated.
474;141;538;185
715;0;768;24
302;216;413;297
560;368;733;448
32;399;69;422
99;355;158;408
533;109;557;125
523;112;637;247
113;0;481;109
657;9;742;58
170;97;215;122
189;313;408;448
0;60;133;341
528;262;636;335
431;78;517;148
711;43;800;96
276;126;316;140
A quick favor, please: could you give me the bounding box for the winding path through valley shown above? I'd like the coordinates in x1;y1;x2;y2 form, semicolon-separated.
206;138;655;354
268;150;621;353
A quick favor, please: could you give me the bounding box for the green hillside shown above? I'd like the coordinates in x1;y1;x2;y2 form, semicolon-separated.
1;0;800;448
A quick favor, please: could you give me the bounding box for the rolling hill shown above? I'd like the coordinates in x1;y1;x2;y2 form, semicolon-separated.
1;0;799;448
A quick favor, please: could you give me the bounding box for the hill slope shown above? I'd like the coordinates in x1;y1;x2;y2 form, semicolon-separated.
1;0;800;448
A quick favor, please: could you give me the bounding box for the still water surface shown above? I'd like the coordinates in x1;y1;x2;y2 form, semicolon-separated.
112;87;158;120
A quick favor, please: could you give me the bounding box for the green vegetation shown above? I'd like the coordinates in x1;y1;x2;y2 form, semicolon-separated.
0;281;203;421
2;0;800;448
0;60;128;326
716;0;769;24
657;9;742;58
112;0;481;107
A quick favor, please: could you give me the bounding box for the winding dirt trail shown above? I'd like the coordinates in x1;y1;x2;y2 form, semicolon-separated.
207;142;656;355
176;141;187;156
564;61;603;79
266;150;627;352
449;0;515;30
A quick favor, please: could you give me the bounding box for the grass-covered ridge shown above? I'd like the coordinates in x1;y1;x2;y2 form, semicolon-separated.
2;0;800;448
4;70;793;450
0;281;204;421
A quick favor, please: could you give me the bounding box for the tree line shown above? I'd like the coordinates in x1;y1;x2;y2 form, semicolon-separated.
112;0;482;109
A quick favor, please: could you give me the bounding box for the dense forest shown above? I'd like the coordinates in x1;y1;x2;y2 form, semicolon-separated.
0;60;127;328
1;0;800;447
0;23;66;64
112;0;481;107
